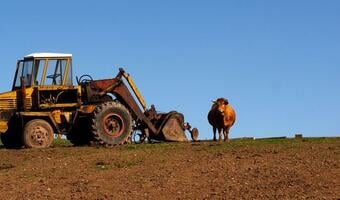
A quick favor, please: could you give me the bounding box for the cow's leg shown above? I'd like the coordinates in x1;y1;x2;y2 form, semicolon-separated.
213;127;217;141
218;128;222;141
224;127;230;142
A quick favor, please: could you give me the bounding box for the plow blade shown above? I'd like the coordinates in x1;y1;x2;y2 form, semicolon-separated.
157;111;188;142
161;116;188;142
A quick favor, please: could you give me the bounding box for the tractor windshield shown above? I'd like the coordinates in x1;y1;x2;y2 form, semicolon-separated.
13;60;33;89
42;58;72;86
45;59;67;85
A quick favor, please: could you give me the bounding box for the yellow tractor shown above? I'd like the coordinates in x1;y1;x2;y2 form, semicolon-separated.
0;53;198;148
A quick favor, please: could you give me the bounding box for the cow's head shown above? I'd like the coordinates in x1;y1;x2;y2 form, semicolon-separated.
212;98;229;114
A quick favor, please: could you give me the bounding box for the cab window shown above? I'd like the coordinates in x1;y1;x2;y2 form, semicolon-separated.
33;59;46;85
45;59;69;85
65;61;73;85
14;60;33;88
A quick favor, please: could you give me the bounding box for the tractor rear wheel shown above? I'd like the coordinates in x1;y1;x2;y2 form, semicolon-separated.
23;119;54;148
91;101;132;145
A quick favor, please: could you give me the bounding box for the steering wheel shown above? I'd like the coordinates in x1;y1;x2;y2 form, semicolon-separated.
46;74;62;84
77;74;93;84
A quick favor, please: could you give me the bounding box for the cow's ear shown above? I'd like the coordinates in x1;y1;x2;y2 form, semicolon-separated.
212;100;216;104
224;99;229;105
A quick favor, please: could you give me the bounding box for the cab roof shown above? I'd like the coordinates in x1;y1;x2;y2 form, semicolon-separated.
24;53;72;59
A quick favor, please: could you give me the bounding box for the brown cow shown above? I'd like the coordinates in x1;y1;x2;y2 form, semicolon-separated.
208;98;236;141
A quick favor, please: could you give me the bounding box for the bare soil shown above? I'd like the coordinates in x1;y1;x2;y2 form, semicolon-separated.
0;138;339;200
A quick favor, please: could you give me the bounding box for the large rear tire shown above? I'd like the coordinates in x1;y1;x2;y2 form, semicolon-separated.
91;101;133;145
23;119;54;148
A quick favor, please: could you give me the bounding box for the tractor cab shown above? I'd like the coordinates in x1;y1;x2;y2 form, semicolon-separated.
11;53;80;110
12;53;73;90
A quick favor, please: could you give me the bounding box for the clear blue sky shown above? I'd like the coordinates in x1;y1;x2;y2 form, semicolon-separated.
1;0;339;139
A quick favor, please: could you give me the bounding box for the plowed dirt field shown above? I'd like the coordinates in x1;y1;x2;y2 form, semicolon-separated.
0;138;339;199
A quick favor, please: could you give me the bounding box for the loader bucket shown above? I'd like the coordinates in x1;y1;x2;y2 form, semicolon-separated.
159;112;188;142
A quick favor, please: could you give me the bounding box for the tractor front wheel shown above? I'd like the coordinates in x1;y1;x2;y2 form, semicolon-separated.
91;101;132;145
23;119;54;148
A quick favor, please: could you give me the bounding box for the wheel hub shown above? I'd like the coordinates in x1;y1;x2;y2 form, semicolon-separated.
30;126;49;145
103;114;125;138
